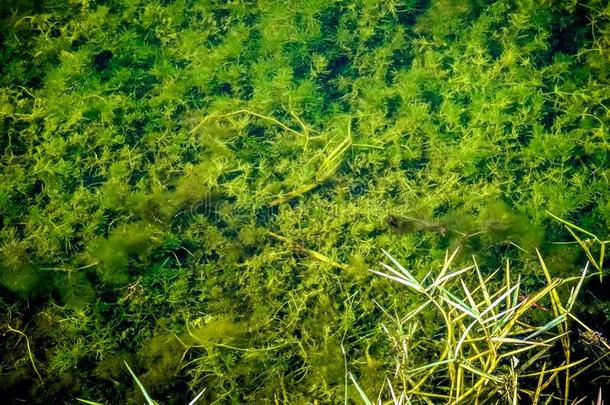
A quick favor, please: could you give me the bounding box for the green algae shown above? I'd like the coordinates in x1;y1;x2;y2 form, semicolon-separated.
1;0;609;403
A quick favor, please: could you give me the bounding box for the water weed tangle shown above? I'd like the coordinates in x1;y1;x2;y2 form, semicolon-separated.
1;0;609;403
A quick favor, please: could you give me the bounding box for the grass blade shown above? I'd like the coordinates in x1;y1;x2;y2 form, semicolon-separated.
124;361;155;405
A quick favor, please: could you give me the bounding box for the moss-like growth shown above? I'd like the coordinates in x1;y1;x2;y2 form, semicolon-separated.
132;333;186;404
88;221;162;285
186;316;249;348
0;235;47;298
55;272;96;310
475;200;544;250
1;0;609;402
0;263;44;298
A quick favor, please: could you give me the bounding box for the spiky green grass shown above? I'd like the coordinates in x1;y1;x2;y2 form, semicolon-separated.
352;249;608;404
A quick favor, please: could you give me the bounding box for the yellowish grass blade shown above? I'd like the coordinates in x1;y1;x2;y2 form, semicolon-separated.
348;372;374;405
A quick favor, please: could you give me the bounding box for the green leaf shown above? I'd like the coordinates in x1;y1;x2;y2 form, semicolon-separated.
124;361;156;405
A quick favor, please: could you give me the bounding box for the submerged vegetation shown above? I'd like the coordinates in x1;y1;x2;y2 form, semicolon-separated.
1;0;609;403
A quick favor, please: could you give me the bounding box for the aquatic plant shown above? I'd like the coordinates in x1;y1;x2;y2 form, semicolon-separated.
77;361;206;405
1;0;609;403
352;249;610;403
